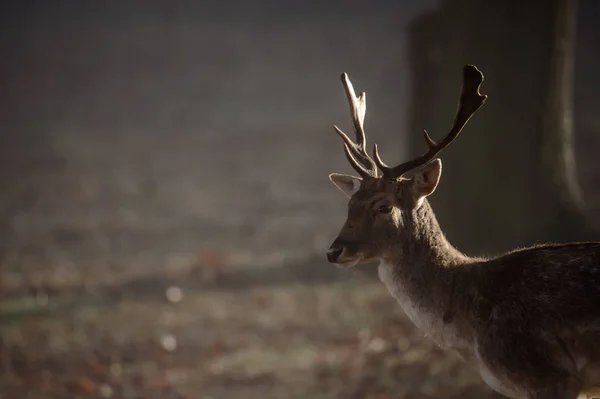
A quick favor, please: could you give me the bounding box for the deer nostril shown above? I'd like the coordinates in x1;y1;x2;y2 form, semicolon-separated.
327;246;344;263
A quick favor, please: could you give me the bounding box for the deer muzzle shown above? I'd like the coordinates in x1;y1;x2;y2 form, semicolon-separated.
326;245;345;263
326;238;359;267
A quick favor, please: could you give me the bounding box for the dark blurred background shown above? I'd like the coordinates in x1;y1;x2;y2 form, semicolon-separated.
0;0;599;398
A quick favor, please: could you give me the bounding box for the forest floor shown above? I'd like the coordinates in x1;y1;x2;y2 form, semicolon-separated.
0;257;502;399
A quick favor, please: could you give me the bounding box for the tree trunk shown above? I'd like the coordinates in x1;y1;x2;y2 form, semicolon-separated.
540;0;592;240
406;0;592;256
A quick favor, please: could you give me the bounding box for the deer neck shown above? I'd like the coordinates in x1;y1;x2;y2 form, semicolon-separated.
378;199;477;349
394;199;471;269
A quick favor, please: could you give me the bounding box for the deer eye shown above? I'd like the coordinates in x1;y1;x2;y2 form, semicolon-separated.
376;205;393;214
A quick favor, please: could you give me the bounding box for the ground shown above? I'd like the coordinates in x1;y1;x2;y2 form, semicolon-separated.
0;254;503;399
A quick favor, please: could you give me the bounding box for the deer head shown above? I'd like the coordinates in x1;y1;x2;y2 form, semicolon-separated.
327;65;487;267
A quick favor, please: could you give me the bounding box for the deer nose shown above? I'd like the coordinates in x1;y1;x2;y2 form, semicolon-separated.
327;245;345;263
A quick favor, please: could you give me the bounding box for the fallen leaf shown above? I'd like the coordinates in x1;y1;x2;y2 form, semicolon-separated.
77;376;96;393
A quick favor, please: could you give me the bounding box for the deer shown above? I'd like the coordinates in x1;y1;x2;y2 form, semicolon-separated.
325;64;600;399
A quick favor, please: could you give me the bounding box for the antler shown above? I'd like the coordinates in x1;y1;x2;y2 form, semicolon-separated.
333;73;379;178
374;64;487;178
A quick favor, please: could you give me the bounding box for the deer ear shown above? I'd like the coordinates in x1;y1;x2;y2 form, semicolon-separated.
329;173;362;198
411;159;442;200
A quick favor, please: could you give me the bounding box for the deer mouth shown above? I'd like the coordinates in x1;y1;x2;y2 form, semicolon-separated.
333;258;360;268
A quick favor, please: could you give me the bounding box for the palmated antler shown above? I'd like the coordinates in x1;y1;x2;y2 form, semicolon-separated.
333;73;379;178
373;64;487;178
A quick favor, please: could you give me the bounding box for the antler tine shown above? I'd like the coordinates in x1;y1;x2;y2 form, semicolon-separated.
333;73;379;178
342;73;367;152
376;65;487;178
342;143;372;178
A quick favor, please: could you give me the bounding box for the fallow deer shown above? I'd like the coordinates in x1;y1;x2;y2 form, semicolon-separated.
326;65;600;399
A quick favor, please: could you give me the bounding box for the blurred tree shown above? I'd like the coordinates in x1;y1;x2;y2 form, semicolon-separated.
406;0;593;255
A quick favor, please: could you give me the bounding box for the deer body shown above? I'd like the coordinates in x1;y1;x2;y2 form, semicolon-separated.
325;65;600;399
378;200;600;398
